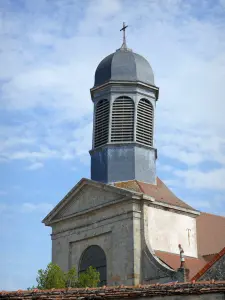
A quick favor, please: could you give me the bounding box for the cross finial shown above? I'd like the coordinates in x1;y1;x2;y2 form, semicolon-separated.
120;22;128;50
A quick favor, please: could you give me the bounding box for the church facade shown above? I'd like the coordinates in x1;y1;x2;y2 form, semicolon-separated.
43;25;225;285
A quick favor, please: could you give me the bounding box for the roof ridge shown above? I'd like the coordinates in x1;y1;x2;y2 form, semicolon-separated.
201;212;225;219
158;178;191;205
135;180;145;193
155;250;202;260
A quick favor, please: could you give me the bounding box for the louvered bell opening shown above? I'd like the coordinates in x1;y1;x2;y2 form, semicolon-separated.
111;96;134;143
94;99;110;148
136;99;153;146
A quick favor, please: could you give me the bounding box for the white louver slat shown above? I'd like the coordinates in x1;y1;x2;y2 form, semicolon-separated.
111;96;134;142
136;99;153;146
94;99;109;148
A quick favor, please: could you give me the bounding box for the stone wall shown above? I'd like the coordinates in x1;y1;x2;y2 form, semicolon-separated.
51;199;138;286
199;252;225;281
47;179;183;286
1;282;225;300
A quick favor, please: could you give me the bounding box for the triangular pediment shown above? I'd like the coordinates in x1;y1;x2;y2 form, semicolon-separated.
54;185;123;220
43;178;136;225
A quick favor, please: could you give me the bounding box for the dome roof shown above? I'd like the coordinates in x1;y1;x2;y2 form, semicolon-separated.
94;48;155;88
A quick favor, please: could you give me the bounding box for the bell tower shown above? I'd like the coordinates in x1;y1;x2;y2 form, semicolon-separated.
89;23;159;184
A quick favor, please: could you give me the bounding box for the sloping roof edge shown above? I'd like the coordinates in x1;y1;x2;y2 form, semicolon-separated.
114;178;199;213
42;178;145;225
154;250;206;279
191;247;225;281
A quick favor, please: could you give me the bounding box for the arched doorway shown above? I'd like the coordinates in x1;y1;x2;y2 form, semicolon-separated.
79;245;107;286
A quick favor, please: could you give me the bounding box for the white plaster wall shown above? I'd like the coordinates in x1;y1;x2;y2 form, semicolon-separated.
148;206;197;257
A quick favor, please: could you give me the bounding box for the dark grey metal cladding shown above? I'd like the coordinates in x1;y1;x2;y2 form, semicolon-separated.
110;51;137;82
90;144;156;184
94;53;114;87
107;145;136;183
94;50;155;88
90;147;108;183
134;53;155;86
135;146;156;184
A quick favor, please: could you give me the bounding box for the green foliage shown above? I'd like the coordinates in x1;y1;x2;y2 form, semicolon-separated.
64;267;77;288
36;263;66;289
33;263;100;290
77;266;100;288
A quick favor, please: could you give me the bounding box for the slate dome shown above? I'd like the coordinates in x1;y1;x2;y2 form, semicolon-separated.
94;48;155;88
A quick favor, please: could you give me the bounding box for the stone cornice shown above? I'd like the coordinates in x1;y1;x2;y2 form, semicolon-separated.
90;80;159;100
43;177;198;227
148;201;200;217
42;177;143;226
51;210;141;238
47;195;132;226
89;142;157;156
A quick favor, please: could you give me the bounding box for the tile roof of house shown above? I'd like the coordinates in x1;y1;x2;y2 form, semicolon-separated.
155;213;225;280
113;180;225;281
1;282;225;299
154;250;206;279
191;246;225;281
114;178;195;211
196;212;225;256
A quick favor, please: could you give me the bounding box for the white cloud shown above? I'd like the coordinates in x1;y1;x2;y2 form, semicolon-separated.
21;202;53;214
0;202;53;215
0;0;225;191
1;0;225;292
26;162;44;171
174;168;225;190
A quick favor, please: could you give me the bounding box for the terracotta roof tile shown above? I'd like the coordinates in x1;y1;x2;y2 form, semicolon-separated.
191;246;225;281
202;254;217;262
155;250;206;279
196;212;225;256
1;282;225;298
114;180;142;193
114;178;195;211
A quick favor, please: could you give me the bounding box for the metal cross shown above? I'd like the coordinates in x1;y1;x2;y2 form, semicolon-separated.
120;22;128;47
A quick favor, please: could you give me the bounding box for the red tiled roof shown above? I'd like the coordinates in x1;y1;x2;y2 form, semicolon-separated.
155;250;206;279
202;254;216;263
114;181;225;281
191;247;225;281
196;212;225;256
1;282;225;298
114;178;195;211
155;211;225;281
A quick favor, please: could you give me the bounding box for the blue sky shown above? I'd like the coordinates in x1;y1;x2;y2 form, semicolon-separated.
0;0;225;291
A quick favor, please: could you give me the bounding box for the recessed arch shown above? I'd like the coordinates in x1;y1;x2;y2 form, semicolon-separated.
136;98;154;146
94;99;110;148
79;245;107;286
111;96;134;143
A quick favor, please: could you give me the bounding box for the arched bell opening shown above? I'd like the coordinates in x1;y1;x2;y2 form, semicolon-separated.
79;245;107;286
